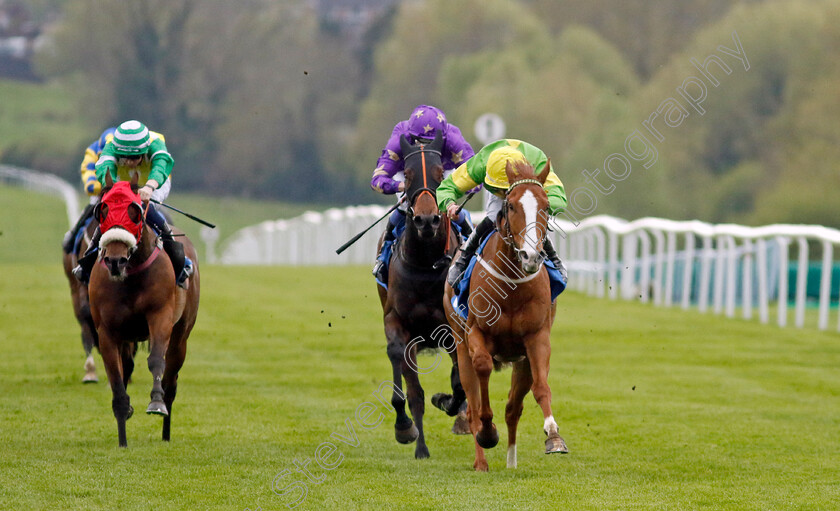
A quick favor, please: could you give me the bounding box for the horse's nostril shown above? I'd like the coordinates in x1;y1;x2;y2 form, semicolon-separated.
432;216;441;227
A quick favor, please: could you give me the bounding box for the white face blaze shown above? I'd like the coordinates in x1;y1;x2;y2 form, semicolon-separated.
519;189;542;265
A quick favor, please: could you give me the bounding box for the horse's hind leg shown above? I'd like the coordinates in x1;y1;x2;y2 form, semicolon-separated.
384;314;418;445
524;331;568;455
401;346;429;459
505;359;533;468
161;335;188;441
99;334;131;447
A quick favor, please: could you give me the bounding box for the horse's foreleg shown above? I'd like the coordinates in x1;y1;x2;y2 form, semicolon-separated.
146;313;173;417
524;330;568;455
99;333;131;447
384;313;416;444
505;359;533;468
468;327;498;450
456;337;487;471
401;346;429;459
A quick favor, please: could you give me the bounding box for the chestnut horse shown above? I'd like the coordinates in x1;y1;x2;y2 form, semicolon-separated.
89;174;200;447
376;131;465;459
443;159;568;471
62;215;100;382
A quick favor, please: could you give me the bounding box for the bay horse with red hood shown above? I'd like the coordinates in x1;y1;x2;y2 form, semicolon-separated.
443;159;568;471
89;173;200;447
376;130;466;459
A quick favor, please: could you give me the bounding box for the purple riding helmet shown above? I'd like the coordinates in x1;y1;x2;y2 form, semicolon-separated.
406;105;448;142
370;105;475;195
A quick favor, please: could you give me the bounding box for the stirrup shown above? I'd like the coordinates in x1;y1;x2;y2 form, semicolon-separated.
72;265;87;283
177;258;194;289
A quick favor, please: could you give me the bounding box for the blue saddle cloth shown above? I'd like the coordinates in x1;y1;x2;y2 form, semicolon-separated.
452;231;567;320
73;216;95;255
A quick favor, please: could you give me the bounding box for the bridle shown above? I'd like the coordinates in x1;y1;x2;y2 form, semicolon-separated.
404;143;451;254
499;178;547;265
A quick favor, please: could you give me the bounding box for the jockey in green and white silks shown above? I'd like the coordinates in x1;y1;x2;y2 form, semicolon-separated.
72;120;193;289
436;139;568;289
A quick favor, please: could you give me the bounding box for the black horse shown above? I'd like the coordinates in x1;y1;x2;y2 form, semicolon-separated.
376;130;468;459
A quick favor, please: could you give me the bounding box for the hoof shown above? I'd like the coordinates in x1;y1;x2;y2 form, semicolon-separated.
127;405;134;420
451;412;471;435
414;445;430;459
474;459;489;472
545;433;568;454
395;422;418;444
476;424;499;449
146;401;169;417
82;372;98;383
431;393;459;416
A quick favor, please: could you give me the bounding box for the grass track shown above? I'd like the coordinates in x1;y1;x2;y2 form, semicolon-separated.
1;262;839;510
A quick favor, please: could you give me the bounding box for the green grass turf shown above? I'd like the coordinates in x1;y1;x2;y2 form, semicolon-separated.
0;262;838;510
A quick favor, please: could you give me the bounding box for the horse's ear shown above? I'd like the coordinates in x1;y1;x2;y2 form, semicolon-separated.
537;158;551;185
94;203;108;223
430;129;443;151
127;202;143;224
399;134;412;156
130;171;139;189
504;159;518;187
105;172;113;187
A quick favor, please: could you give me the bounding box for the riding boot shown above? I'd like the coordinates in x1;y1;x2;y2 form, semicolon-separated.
543;237;568;282
447;217;494;289
72;226;101;283
62;203;96;254
158;222;193;289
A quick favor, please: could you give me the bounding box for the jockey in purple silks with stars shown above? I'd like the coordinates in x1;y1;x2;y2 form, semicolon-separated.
370;105;476;283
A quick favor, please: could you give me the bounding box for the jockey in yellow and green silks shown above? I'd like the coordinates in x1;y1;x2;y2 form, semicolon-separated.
72;120;193;289
436;139;568;289
61;127;117;254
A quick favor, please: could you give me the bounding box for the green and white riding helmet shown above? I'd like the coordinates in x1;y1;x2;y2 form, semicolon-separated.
112;120;151;157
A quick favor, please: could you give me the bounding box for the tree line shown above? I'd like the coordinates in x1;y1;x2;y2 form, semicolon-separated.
15;0;840;227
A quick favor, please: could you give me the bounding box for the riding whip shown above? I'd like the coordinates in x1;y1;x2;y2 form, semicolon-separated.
149;199;216;229
335;200;403;255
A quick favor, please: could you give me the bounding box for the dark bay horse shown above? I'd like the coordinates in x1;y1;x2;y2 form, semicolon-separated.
443;159;568;471
89;174;200;447
376;130;465;459
62;215;100;382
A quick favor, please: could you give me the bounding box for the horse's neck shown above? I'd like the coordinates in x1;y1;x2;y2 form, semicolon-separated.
482;234;540;285
129;228;158;268
400;223;447;268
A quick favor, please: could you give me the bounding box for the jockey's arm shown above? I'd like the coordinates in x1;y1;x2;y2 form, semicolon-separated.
437;162;478;217
146;137;174;187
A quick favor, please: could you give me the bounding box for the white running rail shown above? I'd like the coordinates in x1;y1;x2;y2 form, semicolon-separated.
0;165;80;226
221;209;840;332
